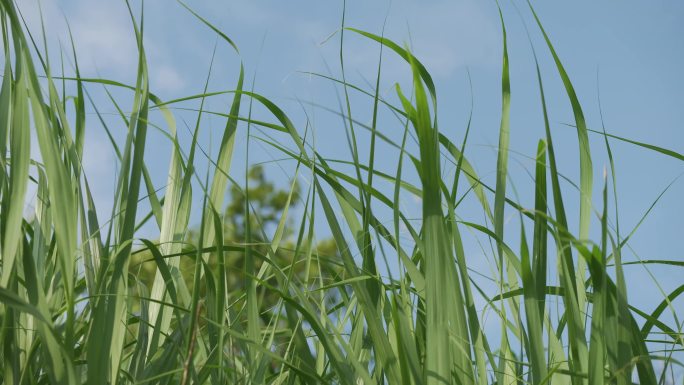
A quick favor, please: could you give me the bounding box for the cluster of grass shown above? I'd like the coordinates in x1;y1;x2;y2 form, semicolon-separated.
0;0;682;384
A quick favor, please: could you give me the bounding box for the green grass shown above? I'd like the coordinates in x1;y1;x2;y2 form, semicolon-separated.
0;1;682;384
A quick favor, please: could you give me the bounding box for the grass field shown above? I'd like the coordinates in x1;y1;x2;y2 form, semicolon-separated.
0;0;682;384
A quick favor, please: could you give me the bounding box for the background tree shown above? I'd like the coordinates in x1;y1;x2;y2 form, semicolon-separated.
128;165;342;317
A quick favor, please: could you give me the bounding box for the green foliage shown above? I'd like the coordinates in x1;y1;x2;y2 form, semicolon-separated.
0;1;681;384
129;165;341;311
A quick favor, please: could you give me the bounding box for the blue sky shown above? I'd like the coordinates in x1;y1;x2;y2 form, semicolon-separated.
20;0;684;356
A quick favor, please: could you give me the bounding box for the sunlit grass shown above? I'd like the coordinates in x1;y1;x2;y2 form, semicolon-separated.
0;1;682;384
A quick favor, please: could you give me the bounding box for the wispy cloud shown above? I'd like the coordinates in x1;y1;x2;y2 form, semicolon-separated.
339;0;499;80
18;0;137;77
400;0;498;77
68;3;138;76
152;64;186;93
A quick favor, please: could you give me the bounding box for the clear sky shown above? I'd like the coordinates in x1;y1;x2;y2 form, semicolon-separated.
19;0;684;356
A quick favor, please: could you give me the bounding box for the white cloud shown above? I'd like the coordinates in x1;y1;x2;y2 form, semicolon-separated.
17;0;138;78
221;1;279;28
403;0;498;77
340;0;499;81
152;64;185;93
68;2;138;77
